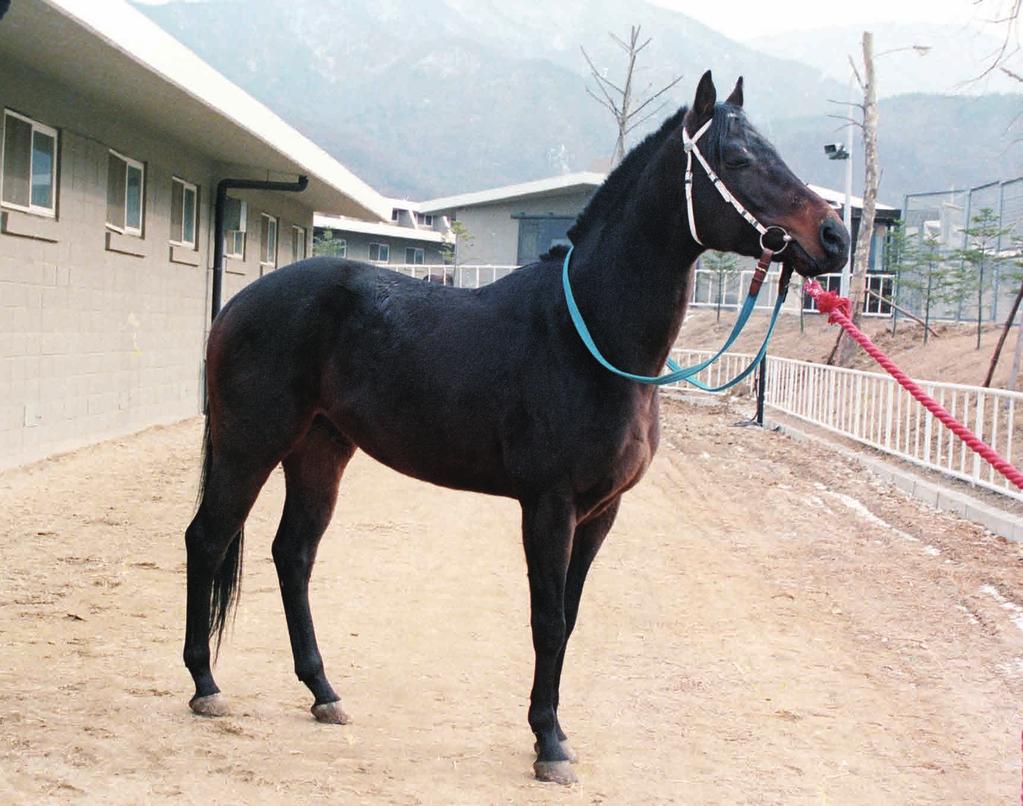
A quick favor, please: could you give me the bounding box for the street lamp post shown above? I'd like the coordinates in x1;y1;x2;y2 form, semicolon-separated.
824;129;854;297
823;44;929;299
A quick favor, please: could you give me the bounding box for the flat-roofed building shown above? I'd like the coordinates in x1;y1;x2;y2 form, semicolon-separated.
0;0;390;468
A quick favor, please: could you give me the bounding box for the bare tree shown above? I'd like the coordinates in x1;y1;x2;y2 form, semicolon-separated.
826;32;880;367
973;0;1021;80
582;26;684;168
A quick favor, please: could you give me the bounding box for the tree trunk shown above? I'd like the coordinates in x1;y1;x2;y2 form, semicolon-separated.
976;264;985;350
985;278;1023;387
715;274;723;322
1009;305;1023;392
924;271;933;346
837;31;879;367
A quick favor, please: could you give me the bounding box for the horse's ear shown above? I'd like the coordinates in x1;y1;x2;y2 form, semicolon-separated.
726;76;743;107
687;70;716;130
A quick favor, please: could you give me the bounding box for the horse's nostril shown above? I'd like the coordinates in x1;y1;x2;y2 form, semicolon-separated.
819;219;848;258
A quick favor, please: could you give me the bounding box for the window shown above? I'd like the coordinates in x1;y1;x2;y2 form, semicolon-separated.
516;216;574;264
2;109;58;216
260;213;278;268
391;208;400;222
170;177;198;248
106;150;145;235
223;197;246;259
405;247;424;265
369;242;389;262
292;225;307;261
417;213;434;227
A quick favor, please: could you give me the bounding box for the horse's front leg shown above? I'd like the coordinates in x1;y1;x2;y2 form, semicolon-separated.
549;495;621;764
520;493;577;785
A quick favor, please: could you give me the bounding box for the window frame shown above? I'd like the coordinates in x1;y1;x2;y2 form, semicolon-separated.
223;199;247;260
368;242;390;263
170;176;198;249
1;108;59;218
292;225;307;261
405;246;425;265
106;149;146;237
259;213;278;268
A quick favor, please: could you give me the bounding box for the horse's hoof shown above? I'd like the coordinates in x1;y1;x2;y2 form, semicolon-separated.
534;740;579;763
533;759;578;785
189;693;230;717
311;700;350;725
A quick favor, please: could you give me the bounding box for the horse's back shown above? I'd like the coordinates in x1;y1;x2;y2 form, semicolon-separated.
205;257;577;494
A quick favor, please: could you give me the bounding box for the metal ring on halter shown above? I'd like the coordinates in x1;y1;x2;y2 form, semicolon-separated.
760;225;792;255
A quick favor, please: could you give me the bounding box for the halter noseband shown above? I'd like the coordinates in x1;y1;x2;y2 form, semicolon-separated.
683;117;792;293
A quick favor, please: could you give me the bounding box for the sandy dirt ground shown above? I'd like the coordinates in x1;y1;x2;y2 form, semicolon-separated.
1;399;1022;804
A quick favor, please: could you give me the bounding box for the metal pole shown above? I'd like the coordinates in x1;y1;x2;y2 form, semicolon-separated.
210;175;308;323
957;186;973;323
756;353;767;426
841;77;855;298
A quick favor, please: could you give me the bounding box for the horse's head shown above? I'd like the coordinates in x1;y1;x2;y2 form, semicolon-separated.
679;71;849;277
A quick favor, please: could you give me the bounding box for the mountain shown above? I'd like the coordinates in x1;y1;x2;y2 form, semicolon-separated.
763;93;1023;205
746;23;1021;98
133;0;1022;205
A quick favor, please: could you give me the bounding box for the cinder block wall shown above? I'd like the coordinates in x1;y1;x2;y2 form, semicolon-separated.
0;63;313;469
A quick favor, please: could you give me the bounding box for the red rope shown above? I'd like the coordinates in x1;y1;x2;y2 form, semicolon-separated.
803;279;1023;492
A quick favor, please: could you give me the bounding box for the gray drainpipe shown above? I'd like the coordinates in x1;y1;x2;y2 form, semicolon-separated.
210;175;308;323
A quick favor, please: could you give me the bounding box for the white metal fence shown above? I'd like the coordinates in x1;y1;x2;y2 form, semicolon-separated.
690;268;789;311
390;263;517;288
665;348;1023;503
390;264;900;318
691;269;896;317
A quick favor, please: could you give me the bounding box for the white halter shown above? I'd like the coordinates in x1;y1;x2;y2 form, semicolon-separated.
682;117;792;255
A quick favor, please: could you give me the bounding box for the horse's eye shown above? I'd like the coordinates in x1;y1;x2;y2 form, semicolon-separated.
723;147;752;169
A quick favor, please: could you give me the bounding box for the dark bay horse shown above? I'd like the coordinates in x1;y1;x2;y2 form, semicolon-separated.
183;72;849;785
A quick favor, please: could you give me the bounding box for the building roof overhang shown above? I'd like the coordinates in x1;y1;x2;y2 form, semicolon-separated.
314;214;446;243
0;0;391;220
418;172;607;214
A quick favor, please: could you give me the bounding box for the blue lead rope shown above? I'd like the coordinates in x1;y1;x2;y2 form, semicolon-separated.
561;245;788;391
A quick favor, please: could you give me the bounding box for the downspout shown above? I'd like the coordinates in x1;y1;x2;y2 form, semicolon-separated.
210;175;308;322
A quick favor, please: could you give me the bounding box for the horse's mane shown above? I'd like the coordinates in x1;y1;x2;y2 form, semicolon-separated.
568;102;739;244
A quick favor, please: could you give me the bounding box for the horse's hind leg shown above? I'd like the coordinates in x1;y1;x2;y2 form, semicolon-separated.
272;418;355;724
184;450;274;716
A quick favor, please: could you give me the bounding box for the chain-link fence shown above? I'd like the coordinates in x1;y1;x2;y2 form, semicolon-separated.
900;177;1023;324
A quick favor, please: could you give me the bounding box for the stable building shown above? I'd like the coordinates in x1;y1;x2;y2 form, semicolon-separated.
314;208;448;267
0;0;390;469
418;173;605;266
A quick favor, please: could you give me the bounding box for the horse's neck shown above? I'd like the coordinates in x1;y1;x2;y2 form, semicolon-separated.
570;223;701;378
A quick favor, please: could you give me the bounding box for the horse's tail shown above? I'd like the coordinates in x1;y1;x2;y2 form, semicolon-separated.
195;413;244;659
210;526;243;658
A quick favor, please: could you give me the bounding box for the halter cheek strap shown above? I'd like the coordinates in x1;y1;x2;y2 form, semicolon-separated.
682;117;792;263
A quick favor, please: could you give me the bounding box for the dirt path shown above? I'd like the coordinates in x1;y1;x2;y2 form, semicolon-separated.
1;400;1021;804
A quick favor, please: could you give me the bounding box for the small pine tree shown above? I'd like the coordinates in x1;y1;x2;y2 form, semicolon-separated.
885;221;911;335
440;221;473;266
898;232;947;345
313;228;347;258
948;207;1012;349
701;250;740;322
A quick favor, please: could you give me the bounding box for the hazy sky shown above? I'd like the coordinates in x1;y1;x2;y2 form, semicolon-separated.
651;0;977;40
